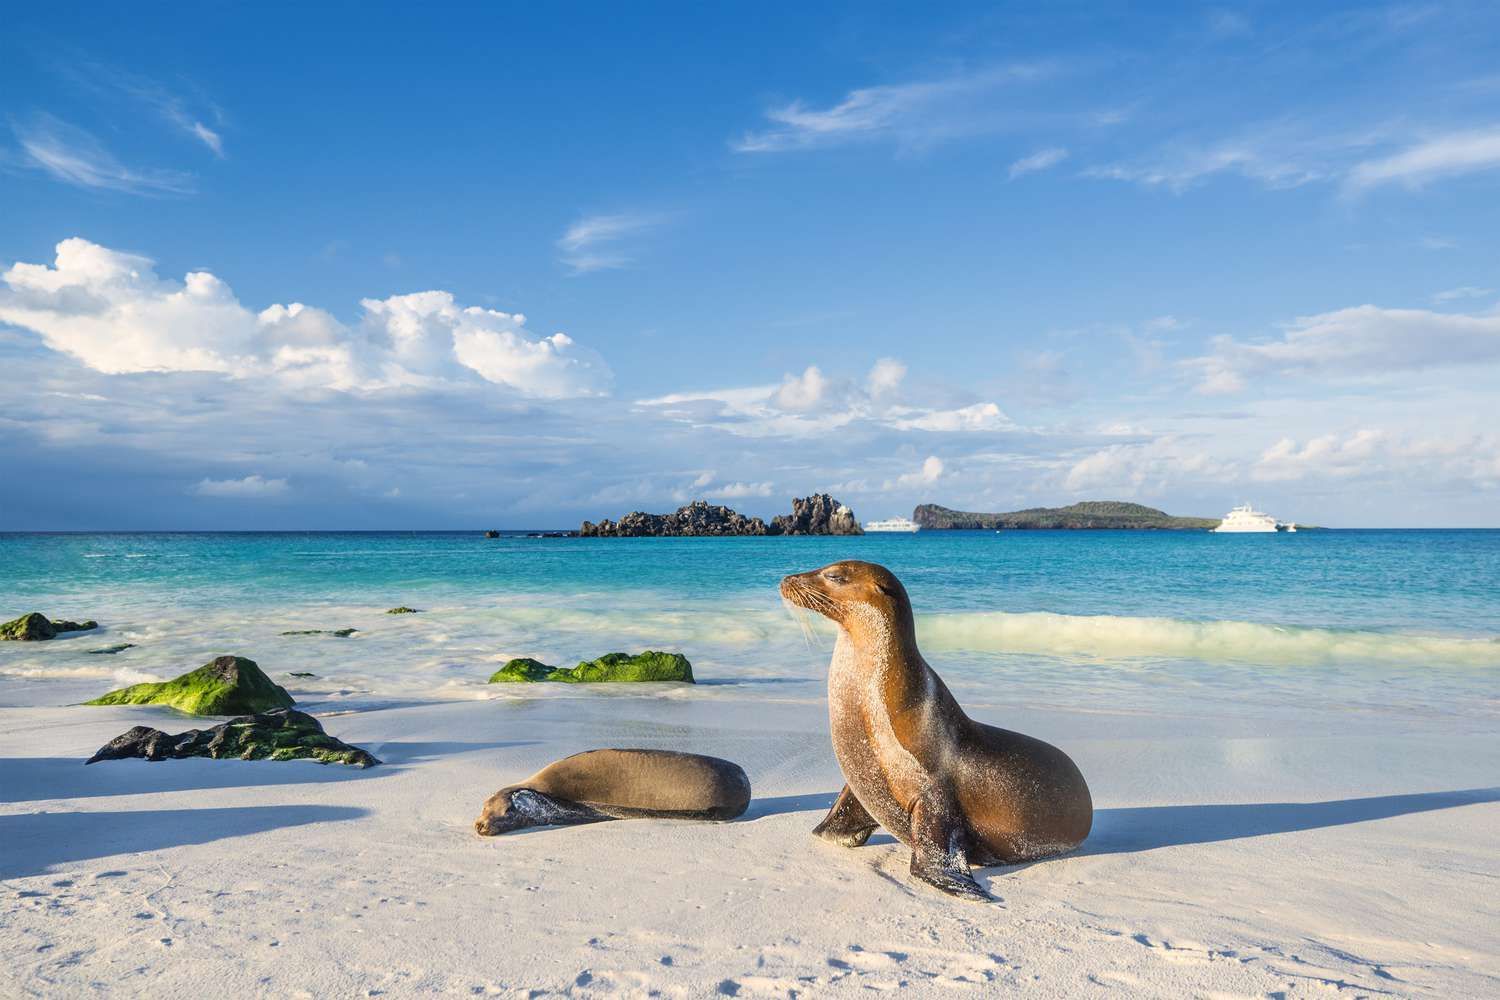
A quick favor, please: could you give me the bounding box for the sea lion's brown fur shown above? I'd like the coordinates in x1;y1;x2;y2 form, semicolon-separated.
782;560;1092;900
474;748;751;836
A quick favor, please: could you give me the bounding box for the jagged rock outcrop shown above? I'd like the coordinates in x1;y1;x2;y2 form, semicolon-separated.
1;612;99;641
770;494;862;536
581;495;859;537
86;708;379;768
86;655;295;715
488;651;695;683
582;500;769;537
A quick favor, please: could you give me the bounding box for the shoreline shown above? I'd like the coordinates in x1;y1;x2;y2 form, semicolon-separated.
5;689;1498;995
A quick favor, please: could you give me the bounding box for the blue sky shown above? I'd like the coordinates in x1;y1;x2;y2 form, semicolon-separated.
2;2;1499;528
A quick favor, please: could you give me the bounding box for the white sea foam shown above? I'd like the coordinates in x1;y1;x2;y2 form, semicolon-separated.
915;610;1500;667
0;664;163;685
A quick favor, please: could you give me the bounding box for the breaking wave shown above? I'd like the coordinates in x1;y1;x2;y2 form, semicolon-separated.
915;611;1500;667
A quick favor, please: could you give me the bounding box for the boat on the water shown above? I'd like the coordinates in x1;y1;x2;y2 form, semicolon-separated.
1213;504;1293;533
863;516;920;533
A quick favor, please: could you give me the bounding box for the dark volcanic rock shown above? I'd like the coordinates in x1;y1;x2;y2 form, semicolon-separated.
1;612;99;641
386;606;421;615
87;644;136;655
580;495;859;537
484;530;500;538
86;708;379;768
581;500;770;537
279;628;358;637
770;494;862;536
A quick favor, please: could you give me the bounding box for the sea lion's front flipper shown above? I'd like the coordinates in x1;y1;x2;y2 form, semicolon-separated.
908;789;991;902
812;784;879;847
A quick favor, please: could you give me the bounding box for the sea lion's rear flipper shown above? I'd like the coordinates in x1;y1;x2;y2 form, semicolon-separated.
812;785;879;847
908;789;991;902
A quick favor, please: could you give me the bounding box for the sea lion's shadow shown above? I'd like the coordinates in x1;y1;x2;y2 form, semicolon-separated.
1072;786;1500;859
747;787;1500;860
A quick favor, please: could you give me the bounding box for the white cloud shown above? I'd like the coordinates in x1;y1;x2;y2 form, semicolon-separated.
1064;437;1228;495
733;65;1050;154
866;357;907;396
557;212;665;274
1254;429;1500;488
772;365;828;411
1083;142;1325;193
890;455;944;489
1432;286;1493;304
889;402;1012;432
193;474;288;498
12;114;193;195
60;59;226;157
0;238;612;399
1008;147;1068;179
636;362;1012;440
1346;127;1500;192
703;480;774;499
1186;304;1500;392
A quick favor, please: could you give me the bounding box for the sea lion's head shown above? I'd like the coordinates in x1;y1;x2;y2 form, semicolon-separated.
474;787;528;836
780;560;912;632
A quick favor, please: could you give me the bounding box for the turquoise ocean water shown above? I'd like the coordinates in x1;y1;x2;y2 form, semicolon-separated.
2;530;1497;728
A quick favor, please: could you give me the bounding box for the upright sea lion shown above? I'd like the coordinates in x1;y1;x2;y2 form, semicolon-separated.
474;748;751;836
782;560;1092;901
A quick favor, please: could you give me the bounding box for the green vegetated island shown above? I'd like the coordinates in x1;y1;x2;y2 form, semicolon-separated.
912;501;1222;531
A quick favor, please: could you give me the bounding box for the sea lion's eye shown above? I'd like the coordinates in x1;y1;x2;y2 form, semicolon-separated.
823;570;847;584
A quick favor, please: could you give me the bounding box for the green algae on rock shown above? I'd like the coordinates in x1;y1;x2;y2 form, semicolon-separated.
1;612;99;641
87;643;136;655
86;655;295;715
487;657;559;682
488;651;694;684
386;606;421;614
86;708;379;768
280;628;358;637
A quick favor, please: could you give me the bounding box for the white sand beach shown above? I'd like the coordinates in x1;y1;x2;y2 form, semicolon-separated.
5;682;1497;998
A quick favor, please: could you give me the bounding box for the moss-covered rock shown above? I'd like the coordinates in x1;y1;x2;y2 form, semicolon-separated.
279;628;357;637
487;657;560;682
386;606;421;615
1;612;99;641
487;651;694;684
87;643;136;655
86;708;379;768
86;655;295;715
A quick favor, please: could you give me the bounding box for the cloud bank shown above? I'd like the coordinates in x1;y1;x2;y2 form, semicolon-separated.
0;238;611;398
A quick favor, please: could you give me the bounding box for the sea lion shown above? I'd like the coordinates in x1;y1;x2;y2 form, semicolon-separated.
781;560;1092;901
474;748;751;836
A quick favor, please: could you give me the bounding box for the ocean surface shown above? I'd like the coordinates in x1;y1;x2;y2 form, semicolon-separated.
3;530;1497;730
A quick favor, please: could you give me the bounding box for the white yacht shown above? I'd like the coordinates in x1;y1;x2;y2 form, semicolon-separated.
1212;504;1281;533
863;516;920;533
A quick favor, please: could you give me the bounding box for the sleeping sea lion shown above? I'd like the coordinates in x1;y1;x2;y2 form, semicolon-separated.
782;560;1092;900
474;748;751;836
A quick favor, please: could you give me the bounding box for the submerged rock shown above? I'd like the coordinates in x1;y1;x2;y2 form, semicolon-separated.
1;612;99;641
488;651;694;684
288;671;317;678
86;655;295;715
87;643;136;655
386;606;421;615
86;708;379;768
279;628;358;637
